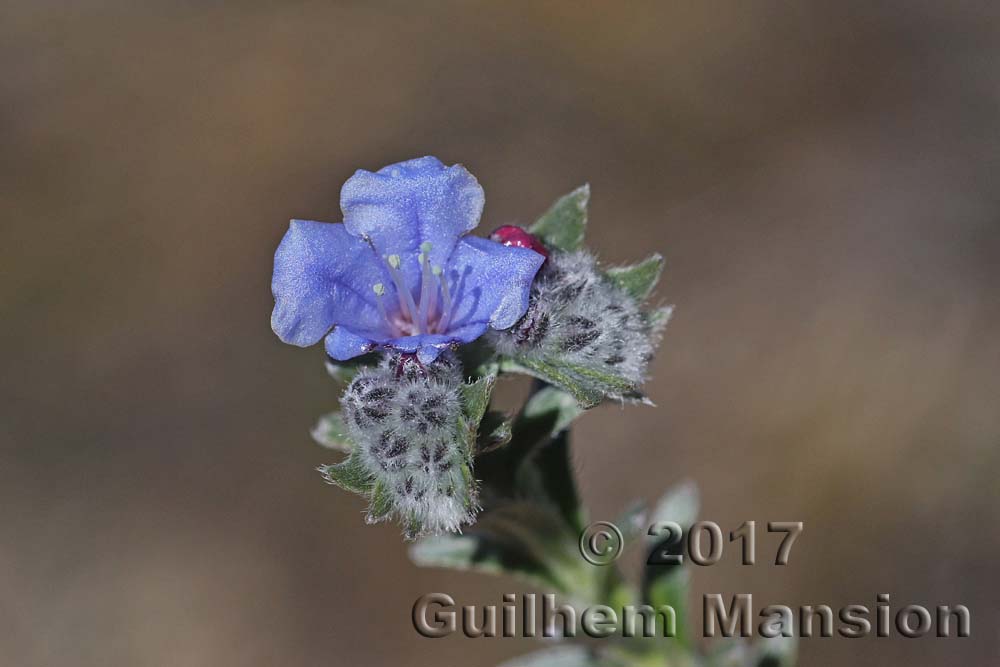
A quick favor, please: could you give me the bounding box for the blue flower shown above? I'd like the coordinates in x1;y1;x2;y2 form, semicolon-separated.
271;157;546;364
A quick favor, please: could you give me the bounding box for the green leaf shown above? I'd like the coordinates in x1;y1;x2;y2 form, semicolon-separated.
317;451;372;495
475;410;513;455
605;253;664;302
648;305;674;331
366;479;395;523
705;643;750;667
502;645;657;667
458;374;497;460
521;385;584;435
458;462;477;510
499;357;602;407
529;184;589;252
514;431;585;534
615;499;649;544
752;637;797;667
477;386;583;516
508;388;585;531
474;385;583;516
501;355;637;408
410;501;580;593
460;374;496;427
499;647;613;667
644;569;692;647
458;337;500;378
648;480;699;531
401;515;424;541
642;481;700;650
310;411;353;452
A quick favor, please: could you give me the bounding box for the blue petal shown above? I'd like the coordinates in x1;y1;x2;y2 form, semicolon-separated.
340;157;484;293
444;236;545;331
271;220;389;347
416;345;443;364
324;326;378;361
442;321;490;343
383;324;491;363
383;333;448;353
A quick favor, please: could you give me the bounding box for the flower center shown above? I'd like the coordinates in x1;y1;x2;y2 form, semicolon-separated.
372;242;454;337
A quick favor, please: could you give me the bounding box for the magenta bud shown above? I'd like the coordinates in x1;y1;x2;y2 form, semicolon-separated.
489;225;549;261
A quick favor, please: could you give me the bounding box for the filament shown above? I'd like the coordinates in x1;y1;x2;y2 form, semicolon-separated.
435;266;453;333
417;242;434;334
386;254;419;326
372;283;392;328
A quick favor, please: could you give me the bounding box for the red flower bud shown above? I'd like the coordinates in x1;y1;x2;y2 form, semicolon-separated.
489;225;549;261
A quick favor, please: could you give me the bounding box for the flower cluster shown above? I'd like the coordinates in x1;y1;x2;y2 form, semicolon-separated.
272;158;669;537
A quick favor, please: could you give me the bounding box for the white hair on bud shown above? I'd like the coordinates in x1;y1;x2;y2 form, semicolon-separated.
494;250;665;392
339;352;476;537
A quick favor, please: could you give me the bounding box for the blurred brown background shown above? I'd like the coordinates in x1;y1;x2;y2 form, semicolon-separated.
2;1;998;665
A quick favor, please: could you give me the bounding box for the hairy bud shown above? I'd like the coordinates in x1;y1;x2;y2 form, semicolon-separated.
337;353;476;536
494;251;666;400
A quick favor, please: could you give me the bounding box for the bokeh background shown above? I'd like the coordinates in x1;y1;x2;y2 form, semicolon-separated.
3;2;998;665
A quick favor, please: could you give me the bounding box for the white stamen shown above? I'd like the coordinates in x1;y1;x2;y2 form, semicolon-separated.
418;245;434;334
372;283;391;327
425;264;440;331
385;254;418;327
436;266;454;333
